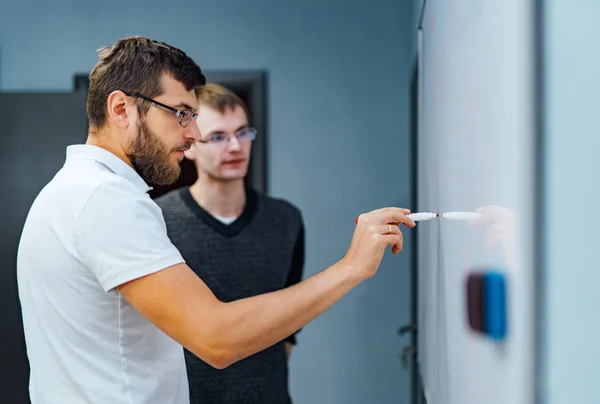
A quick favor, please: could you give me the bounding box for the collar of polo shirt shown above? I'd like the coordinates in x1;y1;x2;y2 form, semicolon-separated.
66;145;153;193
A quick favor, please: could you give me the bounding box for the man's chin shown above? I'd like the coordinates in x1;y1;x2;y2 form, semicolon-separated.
213;173;246;182
144;165;181;186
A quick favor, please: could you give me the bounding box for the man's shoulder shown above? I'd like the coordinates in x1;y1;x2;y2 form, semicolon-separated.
153;188;194;225
53;163;163;234
40;162;140;212
61;159;137;191
154;188;186;210
254;190;303;222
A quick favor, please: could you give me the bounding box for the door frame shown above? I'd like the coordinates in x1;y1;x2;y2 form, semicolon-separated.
412;1;428;402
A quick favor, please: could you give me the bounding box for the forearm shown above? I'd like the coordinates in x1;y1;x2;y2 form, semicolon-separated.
119;260;360;370
120;207;412;370
210;259;361;367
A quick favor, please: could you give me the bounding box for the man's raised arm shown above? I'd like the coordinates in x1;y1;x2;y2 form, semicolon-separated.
118;207;415;369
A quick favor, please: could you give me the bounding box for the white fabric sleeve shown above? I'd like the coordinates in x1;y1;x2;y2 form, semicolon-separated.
73;179;185;292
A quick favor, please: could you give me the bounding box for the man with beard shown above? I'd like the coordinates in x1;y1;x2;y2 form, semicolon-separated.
155;83;304;404
16;35;415;404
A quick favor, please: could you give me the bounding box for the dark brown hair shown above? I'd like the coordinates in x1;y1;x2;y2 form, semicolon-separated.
87;35;206;131
196;83;250;121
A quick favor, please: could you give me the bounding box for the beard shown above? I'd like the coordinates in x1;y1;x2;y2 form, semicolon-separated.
127;119;191;186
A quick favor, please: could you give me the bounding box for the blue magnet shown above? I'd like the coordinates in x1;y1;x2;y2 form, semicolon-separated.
483;272;507;340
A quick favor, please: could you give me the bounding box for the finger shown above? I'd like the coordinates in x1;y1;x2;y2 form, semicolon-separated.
367;207;412;219
380;207;411;215
382;234;404;254
356;207;411;225
379;209;416;228
380;224;403;235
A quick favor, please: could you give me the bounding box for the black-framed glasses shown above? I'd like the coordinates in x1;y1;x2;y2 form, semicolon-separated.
197;127;258;145
123;91;198;127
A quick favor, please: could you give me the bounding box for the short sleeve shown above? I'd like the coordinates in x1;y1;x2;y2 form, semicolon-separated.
74;179;185;292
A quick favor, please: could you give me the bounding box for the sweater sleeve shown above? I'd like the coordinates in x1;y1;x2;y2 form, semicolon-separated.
284;221;305;345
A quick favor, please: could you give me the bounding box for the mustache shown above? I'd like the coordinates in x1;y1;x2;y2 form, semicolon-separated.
174;141;193;152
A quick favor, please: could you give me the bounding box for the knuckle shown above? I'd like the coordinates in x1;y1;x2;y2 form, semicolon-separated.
359;213;372;224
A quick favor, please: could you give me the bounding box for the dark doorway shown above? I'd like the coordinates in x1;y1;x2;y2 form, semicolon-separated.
0;91;89;404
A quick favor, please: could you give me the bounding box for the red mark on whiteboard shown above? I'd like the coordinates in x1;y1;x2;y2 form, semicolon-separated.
432;18;435;29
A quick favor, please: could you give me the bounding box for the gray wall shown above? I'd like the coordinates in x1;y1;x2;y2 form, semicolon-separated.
0;1;416;403
543;1;600;403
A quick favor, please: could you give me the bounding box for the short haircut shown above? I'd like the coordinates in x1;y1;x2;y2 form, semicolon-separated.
87;35;206;131
196;83;250;122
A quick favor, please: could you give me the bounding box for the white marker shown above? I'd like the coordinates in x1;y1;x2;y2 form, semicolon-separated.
407;212;438;222
440;212;481;221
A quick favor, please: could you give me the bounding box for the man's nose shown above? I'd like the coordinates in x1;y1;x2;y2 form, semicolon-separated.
185;119;202;142
227;135;242;151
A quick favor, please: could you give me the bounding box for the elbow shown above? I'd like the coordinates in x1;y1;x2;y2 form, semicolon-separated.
187;302;245;369
203;349;235;370
190;334;239;370
209;360;229;371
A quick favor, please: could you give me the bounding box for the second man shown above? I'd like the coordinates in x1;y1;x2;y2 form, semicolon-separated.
156;83;304;404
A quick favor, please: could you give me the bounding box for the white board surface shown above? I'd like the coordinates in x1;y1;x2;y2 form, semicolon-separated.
416;1;536;403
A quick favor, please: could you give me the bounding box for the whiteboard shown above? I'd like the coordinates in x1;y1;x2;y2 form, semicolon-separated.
416;1;537;403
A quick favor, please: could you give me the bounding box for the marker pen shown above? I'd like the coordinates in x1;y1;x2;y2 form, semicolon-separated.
407;212;438;222
355;212;438;225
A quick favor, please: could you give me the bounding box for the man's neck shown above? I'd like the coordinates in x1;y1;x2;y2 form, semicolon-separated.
189;176;246;218
86;132;133;168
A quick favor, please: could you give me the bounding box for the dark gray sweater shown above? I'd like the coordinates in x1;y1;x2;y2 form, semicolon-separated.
155;186;304;404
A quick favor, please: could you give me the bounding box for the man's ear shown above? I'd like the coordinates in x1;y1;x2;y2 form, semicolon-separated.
106;90;134;129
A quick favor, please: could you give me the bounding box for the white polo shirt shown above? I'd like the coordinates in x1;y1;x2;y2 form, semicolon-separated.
17;145;189;404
